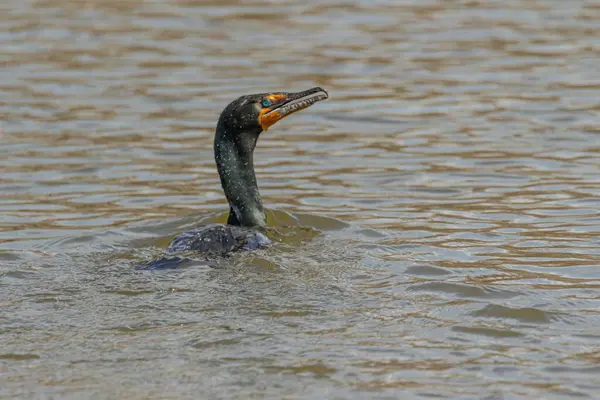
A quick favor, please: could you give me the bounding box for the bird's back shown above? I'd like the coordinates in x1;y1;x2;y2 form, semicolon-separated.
167;224;270;254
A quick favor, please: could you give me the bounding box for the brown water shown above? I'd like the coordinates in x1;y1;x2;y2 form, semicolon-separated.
2;0;600;398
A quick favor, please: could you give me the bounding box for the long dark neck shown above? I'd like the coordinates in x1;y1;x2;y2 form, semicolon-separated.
214;122;265;227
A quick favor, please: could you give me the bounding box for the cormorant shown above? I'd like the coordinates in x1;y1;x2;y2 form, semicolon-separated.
167;87;329;254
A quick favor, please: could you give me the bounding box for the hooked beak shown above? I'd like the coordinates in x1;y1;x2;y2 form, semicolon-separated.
258;87;328;131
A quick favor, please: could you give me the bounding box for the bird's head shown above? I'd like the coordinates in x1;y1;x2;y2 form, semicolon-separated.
217;87;329;136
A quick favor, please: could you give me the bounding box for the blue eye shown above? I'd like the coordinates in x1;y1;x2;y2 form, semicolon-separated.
261;99;271;107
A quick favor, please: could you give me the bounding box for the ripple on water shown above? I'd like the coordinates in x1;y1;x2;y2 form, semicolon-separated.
472;304;554;323
406;282;523;300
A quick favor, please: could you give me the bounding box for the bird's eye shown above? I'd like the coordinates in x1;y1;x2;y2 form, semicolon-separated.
261;99;272;108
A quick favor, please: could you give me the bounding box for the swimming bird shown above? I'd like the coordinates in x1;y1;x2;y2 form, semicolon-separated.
167;87;329;254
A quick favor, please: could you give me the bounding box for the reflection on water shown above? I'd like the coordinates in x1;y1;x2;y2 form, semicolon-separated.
2;0;600;398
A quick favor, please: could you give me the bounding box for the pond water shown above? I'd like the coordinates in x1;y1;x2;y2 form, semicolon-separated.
2;0;600;398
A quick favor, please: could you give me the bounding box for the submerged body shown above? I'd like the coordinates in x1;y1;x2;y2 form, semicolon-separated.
166;87;328;254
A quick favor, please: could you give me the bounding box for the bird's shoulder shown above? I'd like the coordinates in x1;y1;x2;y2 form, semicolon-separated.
167;224;270;253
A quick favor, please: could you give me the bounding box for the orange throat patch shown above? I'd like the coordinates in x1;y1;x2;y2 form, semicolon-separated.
258;108;282;131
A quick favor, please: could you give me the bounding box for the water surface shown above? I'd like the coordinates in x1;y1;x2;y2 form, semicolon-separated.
2;0;600;398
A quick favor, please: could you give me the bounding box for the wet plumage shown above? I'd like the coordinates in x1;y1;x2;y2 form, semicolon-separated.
167;224;271;253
